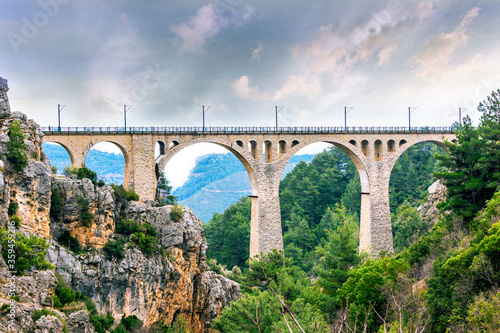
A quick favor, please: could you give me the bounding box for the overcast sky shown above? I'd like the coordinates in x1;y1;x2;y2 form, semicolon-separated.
2;0;500;130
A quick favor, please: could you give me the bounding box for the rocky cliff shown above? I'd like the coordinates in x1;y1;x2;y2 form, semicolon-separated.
0;77;239;332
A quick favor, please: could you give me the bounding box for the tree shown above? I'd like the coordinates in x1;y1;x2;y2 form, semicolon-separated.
392;203;428;253
156;173;177;205
314;203;360;318
6;119;28;171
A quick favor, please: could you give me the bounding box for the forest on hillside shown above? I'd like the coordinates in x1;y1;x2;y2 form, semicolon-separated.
204;90;500;332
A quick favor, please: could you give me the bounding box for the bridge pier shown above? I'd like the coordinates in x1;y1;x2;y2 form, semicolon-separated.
249;164;284;258
359;160;394;255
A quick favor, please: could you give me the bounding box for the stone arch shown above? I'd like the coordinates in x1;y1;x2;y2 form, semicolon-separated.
291;140;300;148
399;139;407;147
278;140;287;155
280;139;370;193
158;139;259;196
361;140;369;157
235;140;244;148
82;139;132;190
374;140;383;161
264;140;273;163
156;141;165;157
349;139;357;147
41;140;75;166
387;139;396;153
168;140;180;150
248;140;258;160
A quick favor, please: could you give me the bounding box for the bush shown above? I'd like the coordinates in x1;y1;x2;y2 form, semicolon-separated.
51;165;58;174
53;274;77;307
77;196;94;227
111;314;143;333
0;229;54;276
50;188;64;221
103;238;126;261
9;215;21;228
97;179;105;187
90;312;115;333
116;219;142;236
76;167;98;184
170;204;184;222
33;308;63;323
63;166;78;177
130;232;157;257
6;120;29;172
111;184;140;203
7;201;18;217
58;230;81;253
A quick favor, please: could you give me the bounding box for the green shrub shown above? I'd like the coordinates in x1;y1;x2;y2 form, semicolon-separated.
0;229;54;276
103;238;126;261
170;204;184;222
130;232;157;257
33;308;62;323
9;215;21;228
50;188;64;221
58;230;81;253
7;120;29;172
0;304;10;312
31;151;38;159
111;184;140;203
116;219;142;236
63;166;78;177
111;314;143;333
51;165;58;174
76;167;98;184
53;274;81;307
90;312;115;333
97;180;105;187
7;201;18;217
77;196;94;227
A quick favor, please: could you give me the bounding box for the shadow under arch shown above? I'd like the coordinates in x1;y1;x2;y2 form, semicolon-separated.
157;140;259;196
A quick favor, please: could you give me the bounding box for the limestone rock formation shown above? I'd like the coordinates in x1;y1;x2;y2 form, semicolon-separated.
50;177;116;248
418;180;447;226
0;79;239;332
0;77;10;120
47;202;239;331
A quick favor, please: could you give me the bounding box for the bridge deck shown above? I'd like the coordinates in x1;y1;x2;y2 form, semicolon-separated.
41;126;455;135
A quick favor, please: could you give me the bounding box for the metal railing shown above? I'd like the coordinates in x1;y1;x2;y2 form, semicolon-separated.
41;126;455;135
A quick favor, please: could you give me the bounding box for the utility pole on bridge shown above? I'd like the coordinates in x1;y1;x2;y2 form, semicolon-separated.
408;107;417;131
57;104;66;132
275;106;284;130
344;106;353;131
124;105;133;133
202;105;212;132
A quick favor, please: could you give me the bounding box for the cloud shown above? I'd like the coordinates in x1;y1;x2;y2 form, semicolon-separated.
250;42;262;62
377;44;397;67
232;75;321;101
171;3;253;52
232;75;268;100
271;76;322;100
412;7;481;78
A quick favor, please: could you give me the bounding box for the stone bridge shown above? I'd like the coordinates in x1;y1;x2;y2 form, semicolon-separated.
41;126;456;257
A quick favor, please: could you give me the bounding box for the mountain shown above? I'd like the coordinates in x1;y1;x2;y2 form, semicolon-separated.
175;153;316;222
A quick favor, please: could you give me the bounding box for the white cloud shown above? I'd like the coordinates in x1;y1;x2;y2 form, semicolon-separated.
232;75;268;100
250;42;263;62
271;76;322;100
412;7;481;78
232;75;321;101
171;3;253;53
377;44;397;67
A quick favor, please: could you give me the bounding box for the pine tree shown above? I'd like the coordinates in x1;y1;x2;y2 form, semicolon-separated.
155;173;176;205
6;119;28;171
